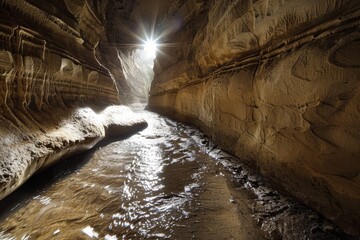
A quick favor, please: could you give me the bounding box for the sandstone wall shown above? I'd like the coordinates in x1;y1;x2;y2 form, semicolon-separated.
0;0;148;200
149;0;360;235
0;0;120;109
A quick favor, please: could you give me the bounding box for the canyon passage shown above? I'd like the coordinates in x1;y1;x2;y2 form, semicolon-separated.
0;0;360;239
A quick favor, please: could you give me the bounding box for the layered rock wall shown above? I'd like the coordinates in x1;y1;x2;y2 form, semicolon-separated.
149;0;360;235
0;0;147;200
0;0;120;110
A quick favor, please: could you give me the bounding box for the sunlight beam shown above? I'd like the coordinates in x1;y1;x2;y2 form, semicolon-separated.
143;39;158;58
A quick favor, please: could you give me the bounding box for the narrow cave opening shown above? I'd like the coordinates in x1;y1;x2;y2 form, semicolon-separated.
117;43;157;106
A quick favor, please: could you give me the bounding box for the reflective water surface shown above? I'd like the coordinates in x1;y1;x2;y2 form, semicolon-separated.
0;111;354;239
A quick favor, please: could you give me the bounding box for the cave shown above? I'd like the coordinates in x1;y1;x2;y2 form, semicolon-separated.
0;0;359;239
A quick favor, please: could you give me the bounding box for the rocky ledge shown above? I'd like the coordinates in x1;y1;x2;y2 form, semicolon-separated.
0;105;147;201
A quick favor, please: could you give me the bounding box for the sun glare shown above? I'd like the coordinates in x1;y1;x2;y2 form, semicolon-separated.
143;39;158;58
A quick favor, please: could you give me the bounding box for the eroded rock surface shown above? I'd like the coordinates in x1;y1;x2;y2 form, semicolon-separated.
0;105;147;201
148;0;360;235
0;0;148;200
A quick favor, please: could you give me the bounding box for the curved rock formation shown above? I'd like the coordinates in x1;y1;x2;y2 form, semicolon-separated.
0;0;147;201
0;105;146;201
148;0;360;235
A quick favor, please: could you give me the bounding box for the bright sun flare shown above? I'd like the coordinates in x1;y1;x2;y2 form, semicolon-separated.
143;39;158;58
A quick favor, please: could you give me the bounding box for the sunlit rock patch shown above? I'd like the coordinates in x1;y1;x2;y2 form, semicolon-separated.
0;105;147;201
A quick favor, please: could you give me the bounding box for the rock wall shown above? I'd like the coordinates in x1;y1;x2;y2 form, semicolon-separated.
148;0;360;235
118;49;154;103
0;0;149;201
0;0;120;108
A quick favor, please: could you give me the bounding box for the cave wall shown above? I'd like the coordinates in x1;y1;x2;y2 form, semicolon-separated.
0;0;120;108
0;0;150;201
148;0;360;235
119;49;154;103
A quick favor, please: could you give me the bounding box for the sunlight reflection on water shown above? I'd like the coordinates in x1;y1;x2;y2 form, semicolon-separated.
0;111;351;239
0;112;206;239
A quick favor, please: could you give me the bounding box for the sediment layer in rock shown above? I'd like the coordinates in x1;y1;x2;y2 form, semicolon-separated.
0;0;150;200
148;0;360;235
0;0;121;109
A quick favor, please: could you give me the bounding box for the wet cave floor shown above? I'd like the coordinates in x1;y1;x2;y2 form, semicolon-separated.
0;111;355;240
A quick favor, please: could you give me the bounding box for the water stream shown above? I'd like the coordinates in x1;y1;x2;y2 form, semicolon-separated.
0;111;354;239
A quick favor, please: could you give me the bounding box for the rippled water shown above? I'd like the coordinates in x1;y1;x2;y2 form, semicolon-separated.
0;112;226;239
0;111;354;239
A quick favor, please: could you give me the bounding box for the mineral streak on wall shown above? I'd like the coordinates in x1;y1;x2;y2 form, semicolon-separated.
148;0;360;235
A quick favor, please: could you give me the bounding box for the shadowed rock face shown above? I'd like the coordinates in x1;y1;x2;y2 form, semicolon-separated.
148;0;360;235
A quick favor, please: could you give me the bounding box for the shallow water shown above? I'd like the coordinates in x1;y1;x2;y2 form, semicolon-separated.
0;111;354;239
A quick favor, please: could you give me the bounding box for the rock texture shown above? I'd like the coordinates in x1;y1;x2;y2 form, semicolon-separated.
0;0;120;107
119;49;154;103
0;0;148;201
148;0;360;235
0;105;146;201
